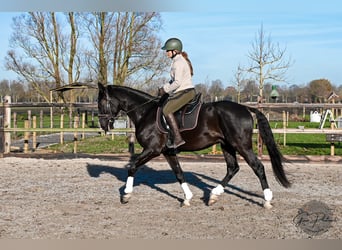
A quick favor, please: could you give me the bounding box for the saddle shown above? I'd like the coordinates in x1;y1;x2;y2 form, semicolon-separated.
156;93;202;134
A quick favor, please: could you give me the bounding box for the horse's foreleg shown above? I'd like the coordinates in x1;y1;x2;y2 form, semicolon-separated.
121;176;134;204
164;153;193;206
181;182;193;206
121;149;160;204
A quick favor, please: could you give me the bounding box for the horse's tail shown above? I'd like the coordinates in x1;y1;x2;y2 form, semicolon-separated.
248;107;291;188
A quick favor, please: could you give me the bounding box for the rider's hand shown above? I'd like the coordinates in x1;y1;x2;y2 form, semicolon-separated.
158;87;166;96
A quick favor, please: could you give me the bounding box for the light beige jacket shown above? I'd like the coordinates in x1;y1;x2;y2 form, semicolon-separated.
162;54;194;94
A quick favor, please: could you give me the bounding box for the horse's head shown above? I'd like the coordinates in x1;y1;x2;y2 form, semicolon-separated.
97;82;120;132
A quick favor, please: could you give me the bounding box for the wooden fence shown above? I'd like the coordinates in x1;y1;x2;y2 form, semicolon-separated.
2;97;342;156
0;97;134;155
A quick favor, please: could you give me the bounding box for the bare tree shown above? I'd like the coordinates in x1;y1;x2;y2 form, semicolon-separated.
5;12;82;102
209;79;224;101
63;13;81;85
246;24;293;103
117;13;168;87
5;12;168;103
0;80;11;97
224;86;238;102
232;64;246;103
241;79;258;102
81;12;168;87
10;80;26;102
80;12;115;84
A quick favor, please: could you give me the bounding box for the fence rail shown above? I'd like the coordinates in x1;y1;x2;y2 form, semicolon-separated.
253;128;342;134
2;98;342;156
3;127;341;156
3;128;132;133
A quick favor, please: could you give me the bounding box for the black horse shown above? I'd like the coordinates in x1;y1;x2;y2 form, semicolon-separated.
97;83;291;208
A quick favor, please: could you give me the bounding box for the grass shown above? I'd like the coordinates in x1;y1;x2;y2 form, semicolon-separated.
48;131;341;156
49;134;142;154
273;133;340;155
14;112;342;156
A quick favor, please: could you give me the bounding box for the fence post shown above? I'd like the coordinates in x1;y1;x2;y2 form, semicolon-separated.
40;110;43;128
24;120;30;153
28;110;32;124
91;110;95;127
4;96;11;153
13;112;17;138
32;116;37;151
82;112;85;140
69;107;73;128
283;111;286;146
60;114;64;144
0;101;4;156
330;120;335;156
73;115;79;153
50;106;53;129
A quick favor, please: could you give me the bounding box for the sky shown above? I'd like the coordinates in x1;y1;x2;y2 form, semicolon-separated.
0;0;341;88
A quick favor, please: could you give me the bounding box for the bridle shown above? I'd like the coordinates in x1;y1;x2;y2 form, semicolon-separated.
98;88;159;123
98;88;117;124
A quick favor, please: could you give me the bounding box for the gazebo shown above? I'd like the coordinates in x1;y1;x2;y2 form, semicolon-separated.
50;82;97;103
327;91;339;103
327;91;340;118
49;82;98;128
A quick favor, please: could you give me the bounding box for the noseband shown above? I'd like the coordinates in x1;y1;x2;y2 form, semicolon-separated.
98;113;115;122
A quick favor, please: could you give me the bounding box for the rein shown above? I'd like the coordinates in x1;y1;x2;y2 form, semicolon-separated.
125;97;159;115
99;89;159;121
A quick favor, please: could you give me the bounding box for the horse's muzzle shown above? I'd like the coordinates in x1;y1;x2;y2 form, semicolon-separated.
99;116;114;133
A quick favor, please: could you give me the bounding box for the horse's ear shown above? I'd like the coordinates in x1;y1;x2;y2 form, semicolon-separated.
98;82;105;93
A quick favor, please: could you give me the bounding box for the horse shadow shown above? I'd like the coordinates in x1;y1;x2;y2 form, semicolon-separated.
86;162;264;207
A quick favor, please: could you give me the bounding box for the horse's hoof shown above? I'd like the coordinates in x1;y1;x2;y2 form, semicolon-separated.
120;194;131;204
208;194;219;206
181;199;191;207
264;201;273;209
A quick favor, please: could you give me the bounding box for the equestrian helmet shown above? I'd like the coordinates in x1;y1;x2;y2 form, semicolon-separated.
161;38;183;52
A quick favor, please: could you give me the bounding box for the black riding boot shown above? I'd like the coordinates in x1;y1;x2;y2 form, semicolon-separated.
165;113;185;148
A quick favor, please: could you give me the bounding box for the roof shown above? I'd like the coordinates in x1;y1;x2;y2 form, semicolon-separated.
50;82;97;92
327;91;339;101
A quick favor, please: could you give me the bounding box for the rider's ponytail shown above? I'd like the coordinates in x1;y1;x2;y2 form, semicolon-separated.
181;51;194;76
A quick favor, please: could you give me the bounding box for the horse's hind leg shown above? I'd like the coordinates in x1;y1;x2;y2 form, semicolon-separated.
209;144;240;206
163;153;193;206
241;150;273;209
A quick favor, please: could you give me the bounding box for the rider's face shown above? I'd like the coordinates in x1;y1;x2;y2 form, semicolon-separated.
166;50;173;58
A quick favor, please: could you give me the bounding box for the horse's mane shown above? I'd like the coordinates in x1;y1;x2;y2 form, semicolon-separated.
107;85;155;101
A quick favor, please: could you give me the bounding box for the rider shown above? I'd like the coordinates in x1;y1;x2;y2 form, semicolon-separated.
158;38;196;148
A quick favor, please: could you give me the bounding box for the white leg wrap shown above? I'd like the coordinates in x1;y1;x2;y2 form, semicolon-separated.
211;184;224;196
263;188;273;202
181;183;193;200
124;176;134;194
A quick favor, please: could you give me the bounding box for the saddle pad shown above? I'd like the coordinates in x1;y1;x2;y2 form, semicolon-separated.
156;101;202;133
